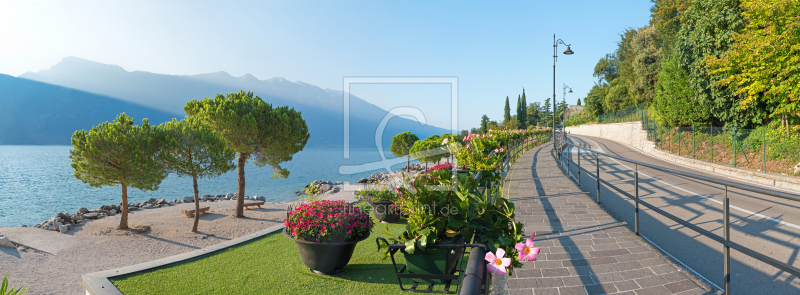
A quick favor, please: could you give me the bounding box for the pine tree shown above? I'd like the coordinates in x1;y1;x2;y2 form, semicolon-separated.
160;118;236;232
185;91;309;218
503;96;511;123
70;113;168;230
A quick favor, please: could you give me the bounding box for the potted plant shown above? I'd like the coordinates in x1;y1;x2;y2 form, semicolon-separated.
355;185;401;223
283;200;374;276
380;161;526;282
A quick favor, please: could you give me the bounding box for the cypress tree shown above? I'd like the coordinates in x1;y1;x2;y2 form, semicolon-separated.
503;96;511;123
516;95;522;126
520;89;528;128
577;98;582;106
480;115;489;134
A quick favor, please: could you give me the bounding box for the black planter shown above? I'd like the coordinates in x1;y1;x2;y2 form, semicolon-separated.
402;236;465;284
372;201;401;223
283;230;368;276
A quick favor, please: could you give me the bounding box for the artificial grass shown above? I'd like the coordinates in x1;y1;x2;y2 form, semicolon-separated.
111;218;461;294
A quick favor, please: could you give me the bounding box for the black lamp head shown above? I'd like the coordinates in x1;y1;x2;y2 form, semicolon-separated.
568;88;573;93
563;46;574;55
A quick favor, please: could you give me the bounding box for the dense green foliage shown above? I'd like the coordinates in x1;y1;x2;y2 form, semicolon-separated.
70;113;168;230
578;0;798;132
159;117;236;232
390;131;419;171
653;55;712;126
409;134;445;167
185;90;309;218
706;0;800;135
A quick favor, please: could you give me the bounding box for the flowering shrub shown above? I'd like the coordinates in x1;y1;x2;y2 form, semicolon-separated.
427;163;453;174
456;133;502;170
284;200;374;243
355;185;398;203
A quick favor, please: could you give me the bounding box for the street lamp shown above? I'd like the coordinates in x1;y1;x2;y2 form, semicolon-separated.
553;34;574;150
563;84;572;127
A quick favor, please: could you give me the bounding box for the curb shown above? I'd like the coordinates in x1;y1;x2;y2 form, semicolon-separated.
81;224;285;295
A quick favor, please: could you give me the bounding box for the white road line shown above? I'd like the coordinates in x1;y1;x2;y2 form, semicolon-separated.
575;134;800;195
569;136;800;231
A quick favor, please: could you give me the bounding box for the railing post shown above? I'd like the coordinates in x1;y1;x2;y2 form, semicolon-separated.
596;153;600;204
733;124;737;167
635;164;639;236
711;126;714;163
763;125;767;173
724;186;731;295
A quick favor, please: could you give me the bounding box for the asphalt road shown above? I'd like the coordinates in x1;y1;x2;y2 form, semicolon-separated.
559;134;800;294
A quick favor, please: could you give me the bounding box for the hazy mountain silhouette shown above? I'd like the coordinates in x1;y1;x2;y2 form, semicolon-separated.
0;74;178;145
17;57;448;147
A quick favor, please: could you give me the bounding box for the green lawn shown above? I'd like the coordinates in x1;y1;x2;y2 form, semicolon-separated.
111;218;462;294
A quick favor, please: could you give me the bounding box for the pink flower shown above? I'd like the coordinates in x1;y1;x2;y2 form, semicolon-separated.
485;248;511;275
515;238;540;262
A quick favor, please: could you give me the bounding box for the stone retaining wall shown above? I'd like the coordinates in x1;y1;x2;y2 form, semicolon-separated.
566;122;800;191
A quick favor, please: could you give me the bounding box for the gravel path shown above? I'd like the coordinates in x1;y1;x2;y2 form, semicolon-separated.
0;191;355;295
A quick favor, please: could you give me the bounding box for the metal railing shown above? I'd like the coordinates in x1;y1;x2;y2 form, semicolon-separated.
553;131;800;295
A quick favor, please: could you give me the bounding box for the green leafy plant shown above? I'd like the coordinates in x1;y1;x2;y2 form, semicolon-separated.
1;274;27;295
354;185;398;203
380;169;525;273
299;182;323;203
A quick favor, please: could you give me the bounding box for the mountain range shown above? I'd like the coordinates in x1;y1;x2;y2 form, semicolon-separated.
3;57;447;147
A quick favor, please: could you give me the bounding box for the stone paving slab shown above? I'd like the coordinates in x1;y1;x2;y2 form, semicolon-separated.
2;227;79;255
503;144;710;295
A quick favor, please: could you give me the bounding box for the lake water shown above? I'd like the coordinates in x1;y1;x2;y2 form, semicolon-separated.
0;146;415;227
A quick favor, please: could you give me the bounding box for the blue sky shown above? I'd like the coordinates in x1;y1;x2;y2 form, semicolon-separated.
0;0;652;130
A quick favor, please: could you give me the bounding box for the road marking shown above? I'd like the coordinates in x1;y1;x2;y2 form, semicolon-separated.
574;134;800;195
569;136;800;231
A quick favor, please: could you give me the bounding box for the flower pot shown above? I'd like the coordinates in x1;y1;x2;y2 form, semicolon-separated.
372;201;401;223
402;236;465;284
283;230;368;276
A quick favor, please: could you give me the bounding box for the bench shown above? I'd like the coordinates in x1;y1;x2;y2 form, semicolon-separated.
181;207;210;217
243;201;265;210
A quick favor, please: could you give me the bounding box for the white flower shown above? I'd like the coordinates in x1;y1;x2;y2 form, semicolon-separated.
442;138;449;145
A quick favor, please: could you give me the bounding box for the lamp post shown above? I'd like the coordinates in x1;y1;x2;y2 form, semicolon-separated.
553;34;574;150
563;84;572;127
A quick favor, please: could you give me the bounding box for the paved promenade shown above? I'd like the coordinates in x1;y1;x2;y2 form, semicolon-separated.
503;143;710;295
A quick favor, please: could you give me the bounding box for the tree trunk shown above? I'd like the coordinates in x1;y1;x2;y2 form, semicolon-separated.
406;155;410;172
235;152;247;218
192;175;200;232
118;183;129;230
785;113;790;137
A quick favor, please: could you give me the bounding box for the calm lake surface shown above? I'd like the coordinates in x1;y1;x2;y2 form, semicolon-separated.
0;146;413;227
